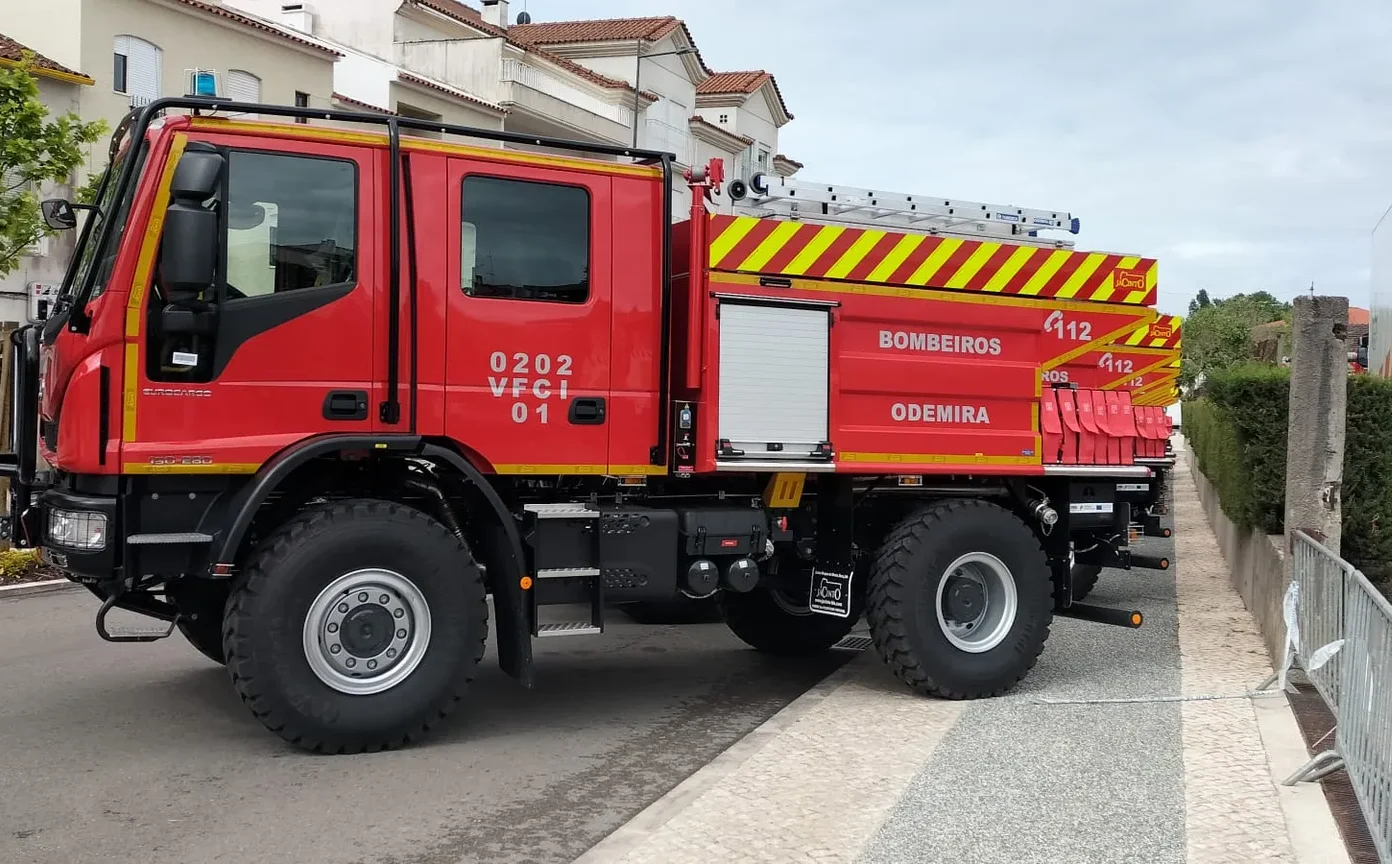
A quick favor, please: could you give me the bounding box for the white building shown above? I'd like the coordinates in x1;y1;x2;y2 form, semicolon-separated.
224;2;802;219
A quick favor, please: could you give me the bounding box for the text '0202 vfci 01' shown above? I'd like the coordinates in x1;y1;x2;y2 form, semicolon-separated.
0;98;1176;754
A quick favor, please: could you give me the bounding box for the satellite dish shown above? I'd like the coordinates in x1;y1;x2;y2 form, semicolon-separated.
516;11;532;24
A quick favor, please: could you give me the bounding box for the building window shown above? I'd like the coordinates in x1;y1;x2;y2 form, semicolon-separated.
460;175;590;304
222;151;357;299
113;53;128;93
294;90;310;123
757;148;770;172
112;35;161;104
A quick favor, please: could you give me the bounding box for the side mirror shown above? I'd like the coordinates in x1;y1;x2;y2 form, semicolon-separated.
158;149;226;295
40;199;78;230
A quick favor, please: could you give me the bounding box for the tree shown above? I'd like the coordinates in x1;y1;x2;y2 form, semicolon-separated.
0;54;107;277
1180;290;1294;389
1188;288;1212;314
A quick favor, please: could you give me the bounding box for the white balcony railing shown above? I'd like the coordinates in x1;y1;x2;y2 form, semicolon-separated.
500;59;633;127
644;119;696;166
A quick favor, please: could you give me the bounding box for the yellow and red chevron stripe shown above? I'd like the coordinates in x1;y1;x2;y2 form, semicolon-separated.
1113;314;1182;350
707;215;1158;306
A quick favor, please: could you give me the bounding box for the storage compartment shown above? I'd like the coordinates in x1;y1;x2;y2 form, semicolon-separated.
678;508;769;557
716;297;831;460
597;507;679;599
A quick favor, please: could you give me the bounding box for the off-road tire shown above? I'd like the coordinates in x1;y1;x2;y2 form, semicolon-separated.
222;499;488;754
866;498;1052;699
717;583;863;657
1070;563;1103;602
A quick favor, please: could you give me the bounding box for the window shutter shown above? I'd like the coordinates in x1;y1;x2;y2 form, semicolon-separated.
114;35;161;106
226;70;261;118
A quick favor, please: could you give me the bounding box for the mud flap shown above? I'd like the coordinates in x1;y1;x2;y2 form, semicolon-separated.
809;567;854;618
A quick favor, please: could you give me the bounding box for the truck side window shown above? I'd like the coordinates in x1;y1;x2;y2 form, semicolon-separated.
223;150;357;300
460;175;589;304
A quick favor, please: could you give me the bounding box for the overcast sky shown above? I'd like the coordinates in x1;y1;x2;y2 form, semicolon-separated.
527;0;1392;316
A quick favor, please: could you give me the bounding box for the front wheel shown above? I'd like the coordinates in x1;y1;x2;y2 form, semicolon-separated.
866;499;1052;699
222;499;488;753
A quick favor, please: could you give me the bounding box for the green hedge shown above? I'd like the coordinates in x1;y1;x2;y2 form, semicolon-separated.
1184;365;1392;582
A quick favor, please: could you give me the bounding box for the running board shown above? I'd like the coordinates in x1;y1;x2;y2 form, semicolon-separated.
536;621;603;637
1056;604;1143;628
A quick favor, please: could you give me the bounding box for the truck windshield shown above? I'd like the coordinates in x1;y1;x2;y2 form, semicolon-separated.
59;139;149;305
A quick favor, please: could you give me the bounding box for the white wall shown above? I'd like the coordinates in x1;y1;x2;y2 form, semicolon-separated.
226;0;397;60
335;49;396;109
0;0;85;70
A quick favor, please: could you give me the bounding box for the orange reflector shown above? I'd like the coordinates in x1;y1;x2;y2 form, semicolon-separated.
520;576;533;590
1131;612;1143;626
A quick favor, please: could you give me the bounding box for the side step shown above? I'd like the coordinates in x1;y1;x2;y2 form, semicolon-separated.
1056;604;1144;628
95;593;179;642
536;621;603;638
524;502;605;637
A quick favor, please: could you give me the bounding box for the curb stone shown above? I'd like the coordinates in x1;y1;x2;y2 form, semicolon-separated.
0;578;81;600
572;649;877;864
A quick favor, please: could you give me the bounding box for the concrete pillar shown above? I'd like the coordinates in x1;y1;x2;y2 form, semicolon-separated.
1283;295;1348;554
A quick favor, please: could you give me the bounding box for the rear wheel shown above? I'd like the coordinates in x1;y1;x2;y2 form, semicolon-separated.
223;499;488;753
866;499;1052;699
718;555;862;656
1070;563;1103;602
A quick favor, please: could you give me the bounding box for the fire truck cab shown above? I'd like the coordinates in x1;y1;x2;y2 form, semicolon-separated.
1;98;1173;753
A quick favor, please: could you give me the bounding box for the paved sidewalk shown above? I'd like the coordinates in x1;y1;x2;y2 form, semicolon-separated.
575;442;1350;864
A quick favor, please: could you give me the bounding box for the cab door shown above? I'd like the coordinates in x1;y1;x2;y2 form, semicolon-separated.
123;132;378;471
443;160;612;474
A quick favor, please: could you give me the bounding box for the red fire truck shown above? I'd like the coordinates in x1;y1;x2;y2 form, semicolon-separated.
2;98;1173;753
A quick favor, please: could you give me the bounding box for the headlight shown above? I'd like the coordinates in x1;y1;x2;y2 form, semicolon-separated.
46;509;107;551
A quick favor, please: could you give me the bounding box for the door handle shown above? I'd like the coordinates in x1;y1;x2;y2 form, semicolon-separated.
568;397;606;425
322;390;369;421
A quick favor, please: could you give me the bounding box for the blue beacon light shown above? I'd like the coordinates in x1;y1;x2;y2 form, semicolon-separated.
191;71;217;97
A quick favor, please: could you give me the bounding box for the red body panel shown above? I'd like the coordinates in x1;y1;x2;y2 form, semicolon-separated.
42;123;1163;481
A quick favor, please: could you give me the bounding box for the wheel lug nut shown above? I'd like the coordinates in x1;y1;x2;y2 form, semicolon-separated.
367;660;377;670
338;603;349;613
386;648;397;658
327;623;338;633
394;609;404;619
330;644;342;654
396;629;407;639
346;658;356;668
380;594;390;604
358;592;369;602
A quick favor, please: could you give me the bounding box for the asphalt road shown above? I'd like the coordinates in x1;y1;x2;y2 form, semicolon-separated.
0;589;849;864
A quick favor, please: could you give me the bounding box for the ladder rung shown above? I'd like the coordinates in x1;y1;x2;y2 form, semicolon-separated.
536;622;603;637
536;567;600;579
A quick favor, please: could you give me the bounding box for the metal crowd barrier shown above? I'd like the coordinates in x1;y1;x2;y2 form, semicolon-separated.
1283;529;1392;864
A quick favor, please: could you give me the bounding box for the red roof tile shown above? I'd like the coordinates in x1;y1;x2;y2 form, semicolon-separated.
509;16;682;45
396;71;508;114
332;91;392;113
0;32;92;82
409;1;658;101
688;115;754;146
173;0;342;57
696;70;792;120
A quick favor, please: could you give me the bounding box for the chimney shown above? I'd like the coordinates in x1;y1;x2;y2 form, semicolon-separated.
481;0;509;29
278;2;315;34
